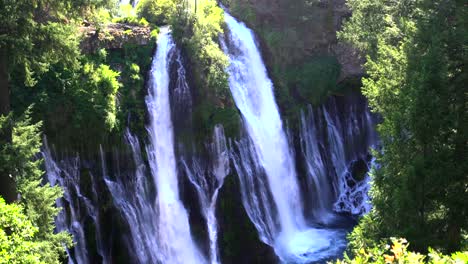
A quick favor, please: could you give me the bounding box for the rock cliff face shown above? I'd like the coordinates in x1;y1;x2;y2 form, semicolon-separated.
221;0;363;82
80;23;152;53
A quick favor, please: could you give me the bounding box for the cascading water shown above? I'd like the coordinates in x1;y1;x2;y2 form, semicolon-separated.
230;135;278;244
183;125;230;264
104;28;206;264
221;11;347;263
43;139;107;264
103;132;160;263
40;7;377;263
326;97;377;215
145;27;206;264
221;10;303;236
299;106;336;224
299;95;378;216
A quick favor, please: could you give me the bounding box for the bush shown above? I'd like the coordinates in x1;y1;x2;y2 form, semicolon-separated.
113;4;151;27
137;0;176;25
81;63;121;131
287;56;341;105
171;0;240;139
336;238;468;264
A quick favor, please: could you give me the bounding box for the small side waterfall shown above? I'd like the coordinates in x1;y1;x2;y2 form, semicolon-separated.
230;135;278;244
300;106;335;224
145;28;206;264
183;125;230;264
103;131;160;263
300;96;377;217
43;139;107;264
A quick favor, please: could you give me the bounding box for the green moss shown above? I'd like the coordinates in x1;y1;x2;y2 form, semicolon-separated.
287;56;341;105
193;103;240;143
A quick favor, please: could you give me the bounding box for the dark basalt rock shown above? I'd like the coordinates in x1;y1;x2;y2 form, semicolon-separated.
80;23;152;54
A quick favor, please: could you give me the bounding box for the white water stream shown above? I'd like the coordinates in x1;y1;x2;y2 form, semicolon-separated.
221;11;347;263
145;28;206;264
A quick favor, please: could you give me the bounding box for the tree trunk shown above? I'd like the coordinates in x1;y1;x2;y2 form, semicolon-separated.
0;51;9;115
0;49;16;203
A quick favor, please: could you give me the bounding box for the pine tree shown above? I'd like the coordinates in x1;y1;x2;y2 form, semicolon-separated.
0;109;72;263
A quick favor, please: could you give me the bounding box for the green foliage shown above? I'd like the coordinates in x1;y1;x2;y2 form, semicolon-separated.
173;0;229;99
106;42;155;137
113;4;151;26
11;54;122;150
3;0;130;152
137;0;176;25
90;8;113;30
0;112;72;263
0;198;45;264
340;0;467;252
168;0;240;139
287;56;341;105
0;0;112;86
82;63;121;130
8;1;156;150
336;238;468;264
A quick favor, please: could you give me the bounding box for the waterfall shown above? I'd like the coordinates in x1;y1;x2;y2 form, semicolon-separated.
299;106;335;224
221;10;303;237
324;97;376;215
300;96;377;216
221;11;348;263
103;132;160;263
43;139;107;264
145;27;206;264
183;125;230;264
230;135;278;244
104;28;206;264
40;7;377;263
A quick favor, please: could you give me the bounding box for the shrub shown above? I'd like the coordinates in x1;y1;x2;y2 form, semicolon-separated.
137;0;176;25
336;238;468;264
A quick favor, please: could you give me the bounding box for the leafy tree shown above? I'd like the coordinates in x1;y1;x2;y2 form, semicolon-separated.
340;0;467;252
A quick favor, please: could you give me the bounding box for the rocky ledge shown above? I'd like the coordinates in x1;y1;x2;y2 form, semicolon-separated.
80;23;152;53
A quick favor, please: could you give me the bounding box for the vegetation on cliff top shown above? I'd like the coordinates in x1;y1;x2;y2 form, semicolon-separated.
136;0;240;139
